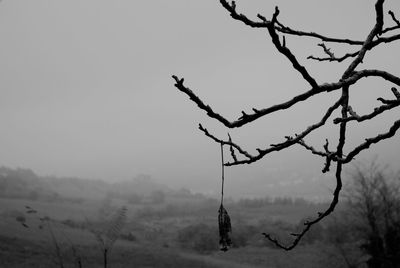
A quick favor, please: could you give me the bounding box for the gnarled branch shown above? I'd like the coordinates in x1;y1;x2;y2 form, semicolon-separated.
172;0;400;250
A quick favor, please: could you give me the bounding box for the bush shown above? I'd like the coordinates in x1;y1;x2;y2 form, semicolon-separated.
127;193;143;204
177;223;218;254
150;190;165;204
231;224;258;248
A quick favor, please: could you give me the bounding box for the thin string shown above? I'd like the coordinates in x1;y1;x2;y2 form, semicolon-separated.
220;142;224;205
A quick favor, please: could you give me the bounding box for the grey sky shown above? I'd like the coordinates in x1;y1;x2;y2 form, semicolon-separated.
1;0;399;197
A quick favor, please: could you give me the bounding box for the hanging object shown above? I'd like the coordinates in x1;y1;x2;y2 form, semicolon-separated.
218;203;232;251
218;142;232;251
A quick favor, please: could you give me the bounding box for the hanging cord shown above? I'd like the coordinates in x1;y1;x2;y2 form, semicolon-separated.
218;142;232;251
220;142;225;206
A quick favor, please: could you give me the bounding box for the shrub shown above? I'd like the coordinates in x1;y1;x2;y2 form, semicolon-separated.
177;223;218;254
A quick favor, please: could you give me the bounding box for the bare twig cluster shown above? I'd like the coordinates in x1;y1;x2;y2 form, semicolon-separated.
172;0;400;250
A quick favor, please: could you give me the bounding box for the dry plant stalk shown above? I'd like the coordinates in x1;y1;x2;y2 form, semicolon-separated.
172;0;400;250
91;205;127;268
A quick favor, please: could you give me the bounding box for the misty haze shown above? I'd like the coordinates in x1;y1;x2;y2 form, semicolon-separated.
1;0;400;267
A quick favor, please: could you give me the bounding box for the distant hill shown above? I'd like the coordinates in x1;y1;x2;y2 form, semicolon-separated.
0;166;168;202
112;174;168;196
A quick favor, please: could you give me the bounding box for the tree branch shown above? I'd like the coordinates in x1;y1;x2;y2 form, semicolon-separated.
198;124;253;160
308;50;359;63
172;0;400;251
341;119;400;164
266;7;319;89
341;0;385;79
263;86;350;250
334;90;400;124
356;69;400;86
172;73;363;128
296;138;336;173
219;0;270;28
388;10;400;26
224;98;342;166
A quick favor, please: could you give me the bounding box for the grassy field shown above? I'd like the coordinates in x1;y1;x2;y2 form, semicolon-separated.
0;196;350;268
0;235;226;268
0;235;339;268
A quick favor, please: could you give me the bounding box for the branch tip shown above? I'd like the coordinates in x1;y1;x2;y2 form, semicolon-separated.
257;14;267;22
172;75;184;85
389;10;400;26
391;87;400;99
272;6;280;22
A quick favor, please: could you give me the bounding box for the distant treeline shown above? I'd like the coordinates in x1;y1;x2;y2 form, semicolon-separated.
0;166;164;202
236;196;316;208
0;166;321;208
0;166;59;201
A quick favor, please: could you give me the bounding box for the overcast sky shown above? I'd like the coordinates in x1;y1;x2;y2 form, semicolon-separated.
1;0;399;198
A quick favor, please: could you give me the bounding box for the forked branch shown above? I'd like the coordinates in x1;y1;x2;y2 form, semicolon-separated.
172;0;400;250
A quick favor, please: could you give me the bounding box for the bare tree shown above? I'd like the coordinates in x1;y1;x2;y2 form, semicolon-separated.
172;0;400;249
347;163;400;267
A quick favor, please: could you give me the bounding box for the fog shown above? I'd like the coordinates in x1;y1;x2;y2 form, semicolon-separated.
1;0;399;198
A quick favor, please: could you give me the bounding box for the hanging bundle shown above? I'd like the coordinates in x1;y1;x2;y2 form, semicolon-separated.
218;142;232;251
218;203;232;251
